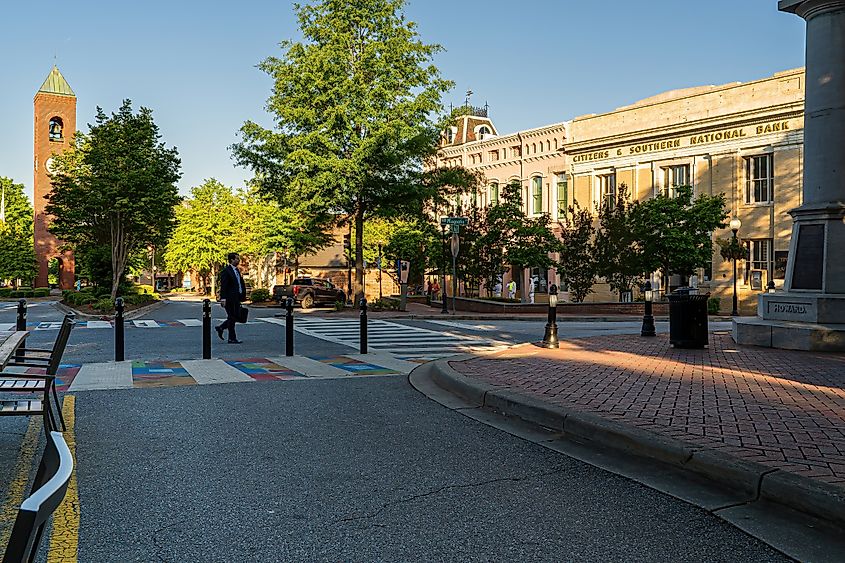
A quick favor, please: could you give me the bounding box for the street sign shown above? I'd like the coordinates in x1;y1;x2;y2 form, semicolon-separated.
449;224;461;234
440;216;469;226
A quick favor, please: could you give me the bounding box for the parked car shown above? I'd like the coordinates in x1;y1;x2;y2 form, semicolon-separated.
273;277;346;309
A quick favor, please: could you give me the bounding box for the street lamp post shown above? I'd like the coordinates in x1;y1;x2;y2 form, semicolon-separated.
641;281;656;337
440;223;449;314
730;217;742;316
542;284;559;348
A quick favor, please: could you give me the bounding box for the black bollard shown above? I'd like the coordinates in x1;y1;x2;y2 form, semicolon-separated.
285;297;294;356
542;284;559;349
359;298;368;354
114;297;125;362
16;299;26;331
202;299;211;359
641;281;656;337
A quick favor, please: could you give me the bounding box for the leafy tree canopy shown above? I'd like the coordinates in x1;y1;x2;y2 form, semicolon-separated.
0;177;37;284
47;100;181;299
232;0;453;302
593;183;648;296
558;201;596;303
630;186;727;281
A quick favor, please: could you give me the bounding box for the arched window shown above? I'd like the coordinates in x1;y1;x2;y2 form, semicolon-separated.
532;176;543;214
444;126;456;144
490;182;499;206
49;117;64;141
476;125;491;140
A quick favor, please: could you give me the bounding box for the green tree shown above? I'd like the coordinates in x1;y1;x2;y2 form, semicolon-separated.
164;179;241;296
593;183;648;298
630;186;727;288
232;0;452;304
486;182;559;302
251;193;335;281
558;202;597;303
47;100;181;299
0;178;37;285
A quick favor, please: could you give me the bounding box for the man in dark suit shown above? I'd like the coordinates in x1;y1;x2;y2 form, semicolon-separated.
216;252;246;344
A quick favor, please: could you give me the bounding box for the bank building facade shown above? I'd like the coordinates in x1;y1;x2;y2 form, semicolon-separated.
436;68;805;312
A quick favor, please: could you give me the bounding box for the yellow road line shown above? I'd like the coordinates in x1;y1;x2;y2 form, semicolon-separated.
0;417;41;546
47;395;79;563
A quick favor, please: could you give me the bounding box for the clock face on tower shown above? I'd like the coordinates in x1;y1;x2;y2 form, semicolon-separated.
45;157;56;174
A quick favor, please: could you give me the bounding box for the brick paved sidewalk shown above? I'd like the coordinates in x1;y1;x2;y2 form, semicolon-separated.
450;333;845;488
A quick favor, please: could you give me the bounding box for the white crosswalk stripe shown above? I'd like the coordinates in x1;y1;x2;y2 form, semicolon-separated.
258;316;509;360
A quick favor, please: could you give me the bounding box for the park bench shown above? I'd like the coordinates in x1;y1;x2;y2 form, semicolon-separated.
0;314;75;433
2;431;73;563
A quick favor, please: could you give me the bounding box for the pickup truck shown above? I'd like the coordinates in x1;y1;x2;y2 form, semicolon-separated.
272;277;346;309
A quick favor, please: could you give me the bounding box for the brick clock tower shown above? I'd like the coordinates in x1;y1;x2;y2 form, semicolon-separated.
33;66;76;289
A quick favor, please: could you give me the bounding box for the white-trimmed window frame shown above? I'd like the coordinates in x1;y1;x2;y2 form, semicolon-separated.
744;153;774;205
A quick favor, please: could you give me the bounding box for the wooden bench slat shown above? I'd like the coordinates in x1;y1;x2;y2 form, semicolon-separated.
0;400;42;413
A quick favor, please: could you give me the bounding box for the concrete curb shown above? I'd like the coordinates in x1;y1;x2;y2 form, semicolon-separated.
429;357;845;529
54;298;167;321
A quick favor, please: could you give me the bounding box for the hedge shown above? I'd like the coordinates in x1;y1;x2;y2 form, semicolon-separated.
250;288;271;302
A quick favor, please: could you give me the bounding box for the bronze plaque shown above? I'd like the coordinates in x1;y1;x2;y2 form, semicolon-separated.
791;224;824;290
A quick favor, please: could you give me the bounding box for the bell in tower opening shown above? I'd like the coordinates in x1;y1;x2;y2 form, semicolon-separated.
49;117;63;140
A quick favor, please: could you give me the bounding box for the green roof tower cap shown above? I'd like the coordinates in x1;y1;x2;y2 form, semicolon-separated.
37;65;75;97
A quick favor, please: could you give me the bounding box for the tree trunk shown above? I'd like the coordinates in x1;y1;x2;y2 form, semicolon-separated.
354;203;365;306
211;264;217;298
110;218;127;301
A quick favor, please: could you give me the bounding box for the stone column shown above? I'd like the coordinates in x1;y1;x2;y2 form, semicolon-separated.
780;0;845;294
734;1;845;350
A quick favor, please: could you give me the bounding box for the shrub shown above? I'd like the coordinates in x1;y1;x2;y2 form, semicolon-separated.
79;286;96;294
136;284;155;295
33;288;50;298
0;288;12;297
250;288;271;302
63;291;96;307
707;296;721;315
92;298;115;313
334;300;345;311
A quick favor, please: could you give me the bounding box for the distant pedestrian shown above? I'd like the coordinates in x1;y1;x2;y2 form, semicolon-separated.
493;279;502;298
432;280;440;297
529;276;537;304
507;280;516;300
216;252;246;344
426;280;433;297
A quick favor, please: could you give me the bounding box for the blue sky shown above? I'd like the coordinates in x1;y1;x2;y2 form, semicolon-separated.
1;0;804;200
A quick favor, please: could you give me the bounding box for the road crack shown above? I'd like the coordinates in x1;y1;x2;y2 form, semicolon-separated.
337;465;569;524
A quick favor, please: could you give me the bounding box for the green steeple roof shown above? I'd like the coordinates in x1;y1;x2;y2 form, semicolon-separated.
38;66;75;97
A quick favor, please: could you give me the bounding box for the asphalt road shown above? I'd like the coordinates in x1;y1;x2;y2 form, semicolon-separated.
66;376;784;562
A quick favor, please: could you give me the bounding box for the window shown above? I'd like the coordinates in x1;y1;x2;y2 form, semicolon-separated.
532;177;543;214
746;239;772;281
489;150;499;161
490;182;499;206
477;125;491;140
745;154;773;204
661;164;689;198
556;175;568;218
49;117;64;141
512;145;521;157
471;188;478;208
598;173;616;209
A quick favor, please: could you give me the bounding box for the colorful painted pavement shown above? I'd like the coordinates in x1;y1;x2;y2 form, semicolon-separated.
131;360;195;388
312;355;399;376
226;358;306;381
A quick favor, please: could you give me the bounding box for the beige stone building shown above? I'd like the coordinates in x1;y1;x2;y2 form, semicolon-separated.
437;68;805;312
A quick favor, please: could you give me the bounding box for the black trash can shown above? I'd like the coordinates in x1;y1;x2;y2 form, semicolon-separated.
667;288;710;348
